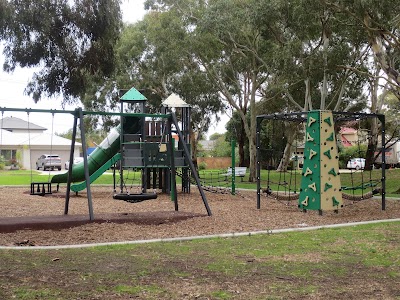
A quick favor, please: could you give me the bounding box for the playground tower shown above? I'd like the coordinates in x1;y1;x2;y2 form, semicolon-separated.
298;110;343;213
118;88;192;194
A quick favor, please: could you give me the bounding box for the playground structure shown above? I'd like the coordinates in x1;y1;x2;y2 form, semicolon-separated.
0;88;212;220
256;110;386;214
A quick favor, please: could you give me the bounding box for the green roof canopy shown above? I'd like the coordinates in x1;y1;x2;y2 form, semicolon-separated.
120;87;147;102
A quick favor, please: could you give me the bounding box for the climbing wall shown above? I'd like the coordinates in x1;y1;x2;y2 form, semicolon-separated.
299;111;343;212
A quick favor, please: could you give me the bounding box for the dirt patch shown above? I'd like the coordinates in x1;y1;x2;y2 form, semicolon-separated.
0;186;399;246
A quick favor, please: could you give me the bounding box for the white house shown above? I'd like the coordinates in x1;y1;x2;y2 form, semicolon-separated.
0;116;81;170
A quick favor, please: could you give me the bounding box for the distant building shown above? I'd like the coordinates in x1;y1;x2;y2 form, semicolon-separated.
0;116;81;170
0;116;47;133
198;140;216;152
339;127;358;147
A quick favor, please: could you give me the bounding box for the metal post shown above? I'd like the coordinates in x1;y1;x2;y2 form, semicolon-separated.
256;118;261;209
380;115;386;210
64;111;78;215
78;108;94;220
167;121;178;210
231;139;236;195
170;113;212;216
119;100;124;193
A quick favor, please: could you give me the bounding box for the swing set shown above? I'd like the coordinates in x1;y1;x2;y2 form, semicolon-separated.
0;104;212;221
0;108;59;195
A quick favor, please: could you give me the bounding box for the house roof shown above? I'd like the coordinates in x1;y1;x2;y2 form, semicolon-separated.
340;127;357;134
341;135;352;147
0;130;81;146
0;116;46;131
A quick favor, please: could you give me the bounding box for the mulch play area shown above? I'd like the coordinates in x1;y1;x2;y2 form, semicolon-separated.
0;186;399;247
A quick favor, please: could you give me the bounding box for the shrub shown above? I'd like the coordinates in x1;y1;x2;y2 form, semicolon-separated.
339;144;367;166
198;161;207;170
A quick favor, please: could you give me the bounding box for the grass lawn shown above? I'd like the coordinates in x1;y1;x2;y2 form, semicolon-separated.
1;221;399;299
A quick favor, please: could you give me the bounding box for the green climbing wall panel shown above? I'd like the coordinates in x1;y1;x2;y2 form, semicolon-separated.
299;111;343;212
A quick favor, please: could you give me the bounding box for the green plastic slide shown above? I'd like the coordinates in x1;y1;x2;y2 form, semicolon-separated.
51;116;141;184
70;153;121;192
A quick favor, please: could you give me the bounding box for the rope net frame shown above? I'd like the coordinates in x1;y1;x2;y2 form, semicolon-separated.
256;111;386;210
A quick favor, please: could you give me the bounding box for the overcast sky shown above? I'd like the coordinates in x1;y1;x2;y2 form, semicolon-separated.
0;0;227;137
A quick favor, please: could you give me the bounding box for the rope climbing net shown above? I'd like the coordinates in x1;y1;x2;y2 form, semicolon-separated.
256;111;386;211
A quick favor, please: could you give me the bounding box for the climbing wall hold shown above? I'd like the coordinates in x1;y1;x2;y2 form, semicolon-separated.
324;183;333;192
309;149;317;159
323;117;332;126
304;167;313;177
328;168;337;176
308;117;316;127
308;182;317;192
323;149;332;159
306;132;314;142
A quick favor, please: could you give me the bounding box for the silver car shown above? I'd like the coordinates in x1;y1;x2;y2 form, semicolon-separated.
36;154;62;171
65;157;84;170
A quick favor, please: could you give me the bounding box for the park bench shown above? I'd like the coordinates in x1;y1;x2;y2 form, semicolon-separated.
223;167;247;181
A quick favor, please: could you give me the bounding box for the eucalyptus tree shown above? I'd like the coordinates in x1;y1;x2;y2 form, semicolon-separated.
183;0;274;181
322;0;400;169
251;0;371;170
325;0;400;99
83;10;224;161
0;0;122;105
145;0;314;179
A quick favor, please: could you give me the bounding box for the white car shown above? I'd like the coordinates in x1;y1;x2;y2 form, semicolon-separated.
36;154;62;171
65;157;84;170
346;158;365;170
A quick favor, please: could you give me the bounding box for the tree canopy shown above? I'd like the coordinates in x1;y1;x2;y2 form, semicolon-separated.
0;0;122;105
2;0;400;176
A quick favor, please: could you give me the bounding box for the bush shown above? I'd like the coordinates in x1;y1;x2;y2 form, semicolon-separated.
338;144;367;166
198;161;207;170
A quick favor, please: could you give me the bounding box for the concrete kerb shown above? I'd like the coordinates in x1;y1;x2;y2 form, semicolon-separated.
1;218;400;250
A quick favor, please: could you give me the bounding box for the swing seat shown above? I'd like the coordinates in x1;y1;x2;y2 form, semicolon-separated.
113;193;158;203
30;182;52;196
342;188;381;200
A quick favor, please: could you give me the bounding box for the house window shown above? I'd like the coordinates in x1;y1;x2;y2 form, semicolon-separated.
0;149;17;163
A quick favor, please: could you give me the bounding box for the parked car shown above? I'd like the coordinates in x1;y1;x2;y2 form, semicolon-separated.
346;158;365;170
65;157;84;170
36;154;62;171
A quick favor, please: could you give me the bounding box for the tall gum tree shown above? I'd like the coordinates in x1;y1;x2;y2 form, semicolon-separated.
324;0;400;169
252;0;370;171
326;0;400;99
83;10;224;162
145;0;273;181
0;0;122;105
190;0;273;181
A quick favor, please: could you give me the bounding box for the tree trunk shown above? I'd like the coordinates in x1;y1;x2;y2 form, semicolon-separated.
320;24;329;110
248;71;258;182
365;118;378;171
238;120;246;167
277;142;292;172
190;127;199;171
365;59;383;170
364;14;400;96
277;125;296;172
